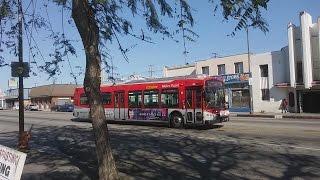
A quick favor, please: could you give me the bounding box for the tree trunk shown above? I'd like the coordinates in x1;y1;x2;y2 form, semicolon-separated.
71;1;119;179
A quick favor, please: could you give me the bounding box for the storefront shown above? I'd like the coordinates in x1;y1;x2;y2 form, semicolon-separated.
29;84;77;111
219;73;251;112
295;86;320;113
4;88;31;110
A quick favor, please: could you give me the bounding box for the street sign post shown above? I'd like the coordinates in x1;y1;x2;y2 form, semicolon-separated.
10;62;29;78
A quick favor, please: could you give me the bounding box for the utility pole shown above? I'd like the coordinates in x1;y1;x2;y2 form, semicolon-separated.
235;16;253;114
18;0;25;144
111;59;114;83
148;65;155;78
245;26;254;114
246;27;251;72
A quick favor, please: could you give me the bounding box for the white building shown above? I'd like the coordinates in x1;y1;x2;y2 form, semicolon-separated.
163;53;249;77
250;49;290;113
194;53;250;76
286;11;320;113
247;11;320;113
163;63;196;77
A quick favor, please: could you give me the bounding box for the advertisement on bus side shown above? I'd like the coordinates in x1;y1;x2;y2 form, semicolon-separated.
128;109;168;120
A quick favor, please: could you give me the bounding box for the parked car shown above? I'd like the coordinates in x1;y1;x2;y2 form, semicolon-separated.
57;104;74;112
51;105;59;112
13;104;19;110
28;104;39;111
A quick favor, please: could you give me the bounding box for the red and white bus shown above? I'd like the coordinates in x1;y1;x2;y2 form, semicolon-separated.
73;76;229;128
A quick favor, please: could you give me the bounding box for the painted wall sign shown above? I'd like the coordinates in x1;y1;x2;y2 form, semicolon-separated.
205;80;223;88
128;109;168;120
212;73;250;84
0;144;27;180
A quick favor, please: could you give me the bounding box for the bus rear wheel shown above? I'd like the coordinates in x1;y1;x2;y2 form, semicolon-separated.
170;113;183;128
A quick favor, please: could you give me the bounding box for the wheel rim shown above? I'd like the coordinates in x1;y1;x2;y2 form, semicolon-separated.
172;115;182;127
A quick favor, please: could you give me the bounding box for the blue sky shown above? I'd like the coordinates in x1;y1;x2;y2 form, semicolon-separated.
1;0;320;92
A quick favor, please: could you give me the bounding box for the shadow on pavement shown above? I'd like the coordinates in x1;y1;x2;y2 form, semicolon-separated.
0;125;319;180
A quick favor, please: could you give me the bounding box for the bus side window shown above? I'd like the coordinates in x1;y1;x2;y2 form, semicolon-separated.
102;93;112;105
80;94;88;105
129;91;142;108
144;90;159;108
161;89;179;108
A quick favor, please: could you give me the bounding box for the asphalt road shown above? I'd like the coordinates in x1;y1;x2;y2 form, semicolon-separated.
0;110;319;179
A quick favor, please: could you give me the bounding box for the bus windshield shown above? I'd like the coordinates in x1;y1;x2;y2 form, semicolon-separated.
205;79;226;108
205;88;225;108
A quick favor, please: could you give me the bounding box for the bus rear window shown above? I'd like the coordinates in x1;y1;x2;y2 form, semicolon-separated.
80;94;88;105
144;90;159;108
129;91;142;108
161;89;179;108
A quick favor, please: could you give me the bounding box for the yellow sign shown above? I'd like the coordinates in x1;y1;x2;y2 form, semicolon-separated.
146;85;158;90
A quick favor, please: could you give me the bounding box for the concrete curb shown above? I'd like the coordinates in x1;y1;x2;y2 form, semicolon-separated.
233;113;320;119
282;115;320;119
236;114;275;118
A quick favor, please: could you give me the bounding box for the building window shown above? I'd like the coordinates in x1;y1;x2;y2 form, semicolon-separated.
217;64;225;75
234;62;243;74
260;65;269;77
202;66;209;75
261;89;270;101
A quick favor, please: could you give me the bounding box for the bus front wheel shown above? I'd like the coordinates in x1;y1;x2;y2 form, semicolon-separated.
170;113;184;128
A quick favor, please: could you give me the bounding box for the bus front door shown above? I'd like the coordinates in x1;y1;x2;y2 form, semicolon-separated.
114;91;126;120
185;87;203;125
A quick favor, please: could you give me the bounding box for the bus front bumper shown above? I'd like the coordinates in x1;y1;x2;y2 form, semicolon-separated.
204;115;229;125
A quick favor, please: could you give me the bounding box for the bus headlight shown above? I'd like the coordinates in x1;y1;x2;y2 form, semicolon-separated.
220;110;230;117
203;111;215;120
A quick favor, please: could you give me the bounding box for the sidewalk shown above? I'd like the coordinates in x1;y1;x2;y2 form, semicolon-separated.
231;112;320;119
0;126;131;180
